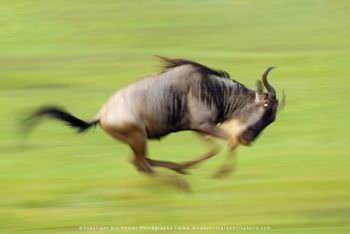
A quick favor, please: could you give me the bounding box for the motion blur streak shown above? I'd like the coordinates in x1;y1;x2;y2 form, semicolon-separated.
0;1;349;233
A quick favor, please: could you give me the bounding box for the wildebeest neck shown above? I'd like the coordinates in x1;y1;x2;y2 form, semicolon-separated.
221;82;256;122
195;75;256;123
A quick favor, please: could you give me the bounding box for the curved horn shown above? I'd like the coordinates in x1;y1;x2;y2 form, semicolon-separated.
256;80;264;96
262;66;276;97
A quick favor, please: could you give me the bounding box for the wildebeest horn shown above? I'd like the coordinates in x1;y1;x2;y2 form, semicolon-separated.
256;80;264;96
262;66;276;97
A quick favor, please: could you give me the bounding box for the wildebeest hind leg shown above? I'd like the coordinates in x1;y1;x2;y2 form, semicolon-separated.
103;124;153;174
145;131;222;174
146;158;188;174
174;132;221;170
127;129;153;174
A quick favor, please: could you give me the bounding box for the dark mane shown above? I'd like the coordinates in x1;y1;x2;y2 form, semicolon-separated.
158;56;231;79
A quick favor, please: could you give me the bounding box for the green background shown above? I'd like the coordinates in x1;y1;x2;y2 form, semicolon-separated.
1;0;349;233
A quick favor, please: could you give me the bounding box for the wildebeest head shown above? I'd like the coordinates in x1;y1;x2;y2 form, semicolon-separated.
236;67;284;145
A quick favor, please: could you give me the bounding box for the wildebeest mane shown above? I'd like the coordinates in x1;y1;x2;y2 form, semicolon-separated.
158;56;231;79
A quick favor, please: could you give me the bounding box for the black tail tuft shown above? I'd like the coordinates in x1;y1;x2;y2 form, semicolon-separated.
23;106;99;134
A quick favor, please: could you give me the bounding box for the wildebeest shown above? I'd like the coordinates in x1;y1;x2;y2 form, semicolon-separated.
24;57;284;176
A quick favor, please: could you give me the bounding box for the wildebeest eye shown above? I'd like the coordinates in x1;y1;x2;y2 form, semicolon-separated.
263;100;271;109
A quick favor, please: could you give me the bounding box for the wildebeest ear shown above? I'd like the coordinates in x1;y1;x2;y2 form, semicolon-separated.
278;90;286;112
256;80;264;96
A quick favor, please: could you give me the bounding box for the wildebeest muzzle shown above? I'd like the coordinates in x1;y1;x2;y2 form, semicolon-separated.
238;128;261;146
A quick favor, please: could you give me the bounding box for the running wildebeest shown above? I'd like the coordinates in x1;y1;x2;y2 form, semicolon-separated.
24;57;284;176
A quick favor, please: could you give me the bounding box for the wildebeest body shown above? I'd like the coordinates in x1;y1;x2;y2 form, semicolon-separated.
98;63;254;140
25;57;282;178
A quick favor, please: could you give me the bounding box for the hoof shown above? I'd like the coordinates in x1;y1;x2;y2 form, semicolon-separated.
212;165;235;178
172;167;190;175
133;159;153;174
168;174;191;192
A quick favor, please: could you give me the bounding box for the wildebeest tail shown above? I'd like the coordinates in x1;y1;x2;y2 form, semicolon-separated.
23;106;99;134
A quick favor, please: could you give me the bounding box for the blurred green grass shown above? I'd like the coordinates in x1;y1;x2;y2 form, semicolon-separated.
1;0;350;233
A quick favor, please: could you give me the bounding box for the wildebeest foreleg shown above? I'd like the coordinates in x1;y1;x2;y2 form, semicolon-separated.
196;123;241;177
213;138;239;178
